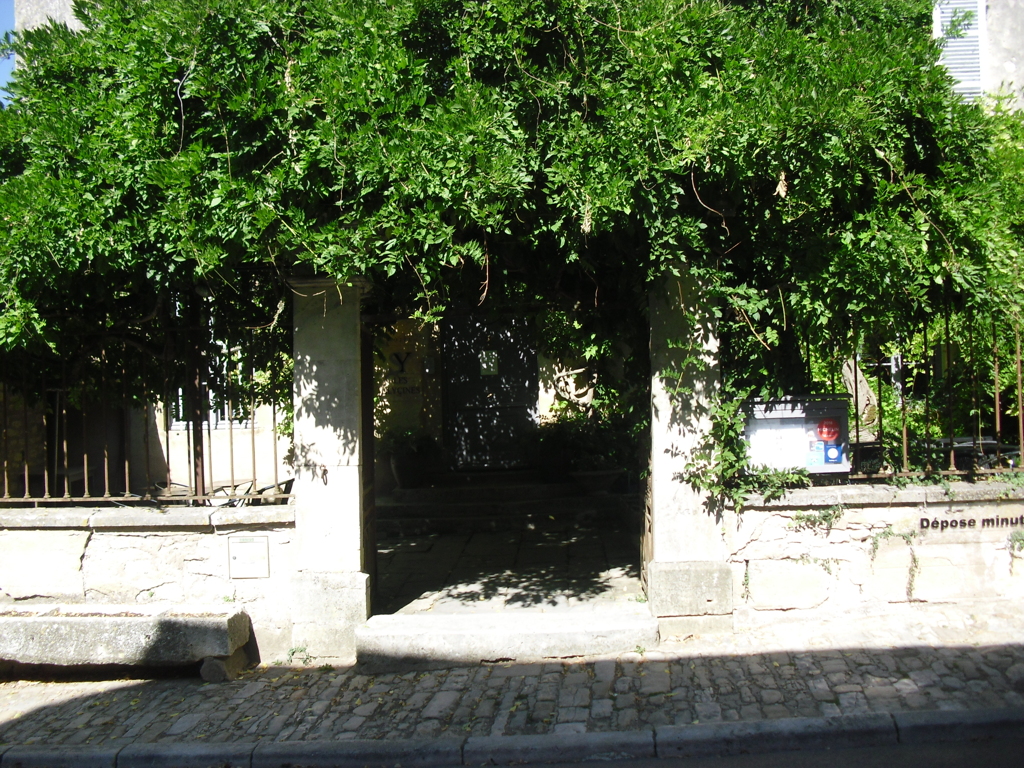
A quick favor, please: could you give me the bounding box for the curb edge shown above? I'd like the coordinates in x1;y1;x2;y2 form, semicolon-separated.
2;707;1023;768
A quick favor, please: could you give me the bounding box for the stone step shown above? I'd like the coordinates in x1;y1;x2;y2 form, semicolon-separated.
0;605;254;681
377;494;636;519
375;495;640;536
390;481;581;504
355;609;659;670
429;469;549;486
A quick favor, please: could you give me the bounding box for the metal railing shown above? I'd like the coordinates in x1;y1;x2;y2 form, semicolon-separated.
0;374;291;507
844;317;1024;479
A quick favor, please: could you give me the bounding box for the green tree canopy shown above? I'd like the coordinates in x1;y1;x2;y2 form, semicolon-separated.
0;0;1020;403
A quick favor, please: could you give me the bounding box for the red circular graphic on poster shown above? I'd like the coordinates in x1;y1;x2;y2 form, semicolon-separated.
817;418;840;442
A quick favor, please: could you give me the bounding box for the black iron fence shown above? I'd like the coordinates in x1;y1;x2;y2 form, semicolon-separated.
842;316;1024;478
0;365;291;507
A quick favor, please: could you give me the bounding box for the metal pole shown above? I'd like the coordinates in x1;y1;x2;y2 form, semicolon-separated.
122;366;130;497
2;379;9;498
228;394;236;493
250;333;257;492
924;323;931;472
1016;325;1023;465
143;395;152;498
185;408;194;497
250;393;257;492
164;352;172;496
22;373;30;498
970;318;979;469
82;398;90;498
272;400;279;493
164;399;172;496
945;305;955;472
994;321;1002;466
206;401;214;496
61;389;70;498
42;373;50;499
97;361;105;497
186;294;206;500
899;347;909;473
853;350;861;473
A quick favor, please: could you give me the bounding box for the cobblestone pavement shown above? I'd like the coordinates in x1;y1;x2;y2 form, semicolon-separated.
2;601;1023;748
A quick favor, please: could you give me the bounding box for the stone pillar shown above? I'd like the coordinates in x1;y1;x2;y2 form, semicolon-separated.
647;274;734;632
289;278;369;662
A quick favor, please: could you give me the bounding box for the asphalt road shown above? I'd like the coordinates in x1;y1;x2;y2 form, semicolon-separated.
532;740;1024;768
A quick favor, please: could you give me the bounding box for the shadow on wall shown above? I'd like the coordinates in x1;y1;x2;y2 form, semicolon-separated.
291;352;358;470
650;276;723;523
127;406;171;496
651;276;718;436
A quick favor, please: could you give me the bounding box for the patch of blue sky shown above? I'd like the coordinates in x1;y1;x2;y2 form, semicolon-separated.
0;0;13;103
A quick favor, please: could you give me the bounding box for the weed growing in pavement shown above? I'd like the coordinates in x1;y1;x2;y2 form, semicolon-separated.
286;646;312;665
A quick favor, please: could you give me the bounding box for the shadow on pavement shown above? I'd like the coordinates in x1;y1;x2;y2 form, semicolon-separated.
375;517;642;614
2;639;1023;750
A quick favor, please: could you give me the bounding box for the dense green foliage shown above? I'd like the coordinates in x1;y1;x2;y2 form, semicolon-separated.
0;0;1021;472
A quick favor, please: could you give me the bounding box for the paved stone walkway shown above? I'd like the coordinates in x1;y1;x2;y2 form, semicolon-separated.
2;601;1023;749
376;525;642;616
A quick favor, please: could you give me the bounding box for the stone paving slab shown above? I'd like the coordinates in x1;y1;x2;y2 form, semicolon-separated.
376;527;642;616
1;601;1023;752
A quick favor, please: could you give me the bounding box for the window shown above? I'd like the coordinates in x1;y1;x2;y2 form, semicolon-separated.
934;0;986;100
167;344;250;431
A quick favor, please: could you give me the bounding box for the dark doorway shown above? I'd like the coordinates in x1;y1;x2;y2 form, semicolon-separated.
368;312;645;626
441;316;538;470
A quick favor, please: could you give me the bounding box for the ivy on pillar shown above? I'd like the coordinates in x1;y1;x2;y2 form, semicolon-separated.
647;273;734;631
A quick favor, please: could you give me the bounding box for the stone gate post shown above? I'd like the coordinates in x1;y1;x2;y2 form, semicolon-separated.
289;278;370;662
647;274;734;634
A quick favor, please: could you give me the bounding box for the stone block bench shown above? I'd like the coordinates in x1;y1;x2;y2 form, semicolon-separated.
0;605;254;681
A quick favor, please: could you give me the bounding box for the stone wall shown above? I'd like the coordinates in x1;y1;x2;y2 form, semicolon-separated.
985;0;1024;107
0;506;298;661
4;482;1023;663
15;0;83;32
725;482;1024;630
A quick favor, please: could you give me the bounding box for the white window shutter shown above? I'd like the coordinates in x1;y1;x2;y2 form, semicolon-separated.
934;0;986;100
